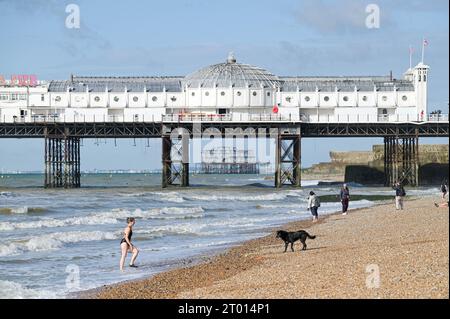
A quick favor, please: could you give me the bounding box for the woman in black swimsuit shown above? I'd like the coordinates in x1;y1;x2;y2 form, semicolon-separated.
119;217;139;272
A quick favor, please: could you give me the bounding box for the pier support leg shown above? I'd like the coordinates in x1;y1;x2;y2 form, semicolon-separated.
44;134;80;188
275;131;301;188
161;129;190;188
384;134;419;187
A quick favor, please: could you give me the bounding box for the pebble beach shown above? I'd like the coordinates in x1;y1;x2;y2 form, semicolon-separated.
89;196;449;299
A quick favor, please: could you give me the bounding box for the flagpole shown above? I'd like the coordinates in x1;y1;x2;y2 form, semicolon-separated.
421;38;425;63
409;46;412;69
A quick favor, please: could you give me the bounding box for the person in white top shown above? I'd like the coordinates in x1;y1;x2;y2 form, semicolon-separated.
307;191;320;222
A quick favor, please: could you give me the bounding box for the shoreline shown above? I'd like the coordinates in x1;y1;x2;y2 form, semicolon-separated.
80;196;450;299
77;205;339;299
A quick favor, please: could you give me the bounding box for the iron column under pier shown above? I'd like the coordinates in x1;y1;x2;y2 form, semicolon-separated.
384;134;419;187
275;131;301;188
162;130;189;188
44;134;81;188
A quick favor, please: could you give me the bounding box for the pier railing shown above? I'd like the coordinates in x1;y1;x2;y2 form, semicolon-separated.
2;112;448;124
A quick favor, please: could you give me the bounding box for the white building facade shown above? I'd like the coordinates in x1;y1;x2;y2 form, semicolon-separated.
0;54;435;123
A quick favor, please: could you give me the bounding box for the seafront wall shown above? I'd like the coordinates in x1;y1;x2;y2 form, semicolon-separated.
303;144;449;185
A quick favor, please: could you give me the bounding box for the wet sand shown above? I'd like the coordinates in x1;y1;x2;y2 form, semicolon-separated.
87;196;448;299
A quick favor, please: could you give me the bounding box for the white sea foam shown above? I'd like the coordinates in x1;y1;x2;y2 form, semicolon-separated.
136;224;205;238
301;180;321;187
0;207;204;232
0;231;116;257
186;193;289;202
0;280;58;299
0;192;13;198
121;191;185;203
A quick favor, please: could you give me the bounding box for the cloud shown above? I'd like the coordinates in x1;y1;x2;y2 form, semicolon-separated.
291;0;448;35
0;0;112;57
292;0;373;34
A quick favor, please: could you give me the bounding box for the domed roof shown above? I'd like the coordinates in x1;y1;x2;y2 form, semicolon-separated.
183;53;280;88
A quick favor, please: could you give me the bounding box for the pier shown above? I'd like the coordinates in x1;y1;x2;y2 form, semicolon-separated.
0;116;448;188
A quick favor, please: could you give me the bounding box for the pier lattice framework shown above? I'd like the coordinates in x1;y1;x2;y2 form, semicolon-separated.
0;121;448;188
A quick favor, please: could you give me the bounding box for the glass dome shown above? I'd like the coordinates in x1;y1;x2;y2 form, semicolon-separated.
183;53;280;88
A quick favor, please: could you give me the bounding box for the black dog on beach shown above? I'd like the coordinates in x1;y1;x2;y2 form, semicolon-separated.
276;230;316;252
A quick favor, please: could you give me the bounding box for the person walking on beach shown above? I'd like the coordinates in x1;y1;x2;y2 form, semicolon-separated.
393;182;406;210
340;183;350;216
440;179;448;201
120;217;139;272
308;191;320;222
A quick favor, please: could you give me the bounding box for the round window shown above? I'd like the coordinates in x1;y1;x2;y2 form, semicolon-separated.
94;96;100;102
55;96;61;102
382;96;388;102
285;97;292;102
362;96;368;101
220;91;225;96
304;96;310;102
133;96;138;102
252;91;257;96
402;95;408;101
191;92;195;96
236;91;242;96
205;91;209;96
343;96;349;102
114;96;119;102
171;96;177;102
152;96;157;102
324;96;329;102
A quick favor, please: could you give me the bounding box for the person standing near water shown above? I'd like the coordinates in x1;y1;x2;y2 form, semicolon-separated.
308;191;320;222
440;179;448;201
393;182;406;210
340;184;350;216
120;217;139;272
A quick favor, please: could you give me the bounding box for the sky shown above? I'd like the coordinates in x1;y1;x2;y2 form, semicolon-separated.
0;0;448;172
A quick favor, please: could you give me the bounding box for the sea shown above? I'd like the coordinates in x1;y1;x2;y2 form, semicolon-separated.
0;173;439;298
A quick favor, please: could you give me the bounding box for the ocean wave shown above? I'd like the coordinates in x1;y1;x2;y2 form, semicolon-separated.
102;206;204;221
135;224;206;238
0;207;47;215
0;192;14;198
301;180;321;187
0;231;116;257
185;193;290;202
120;191;185;203
0;207;205;232
0;280;58;299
